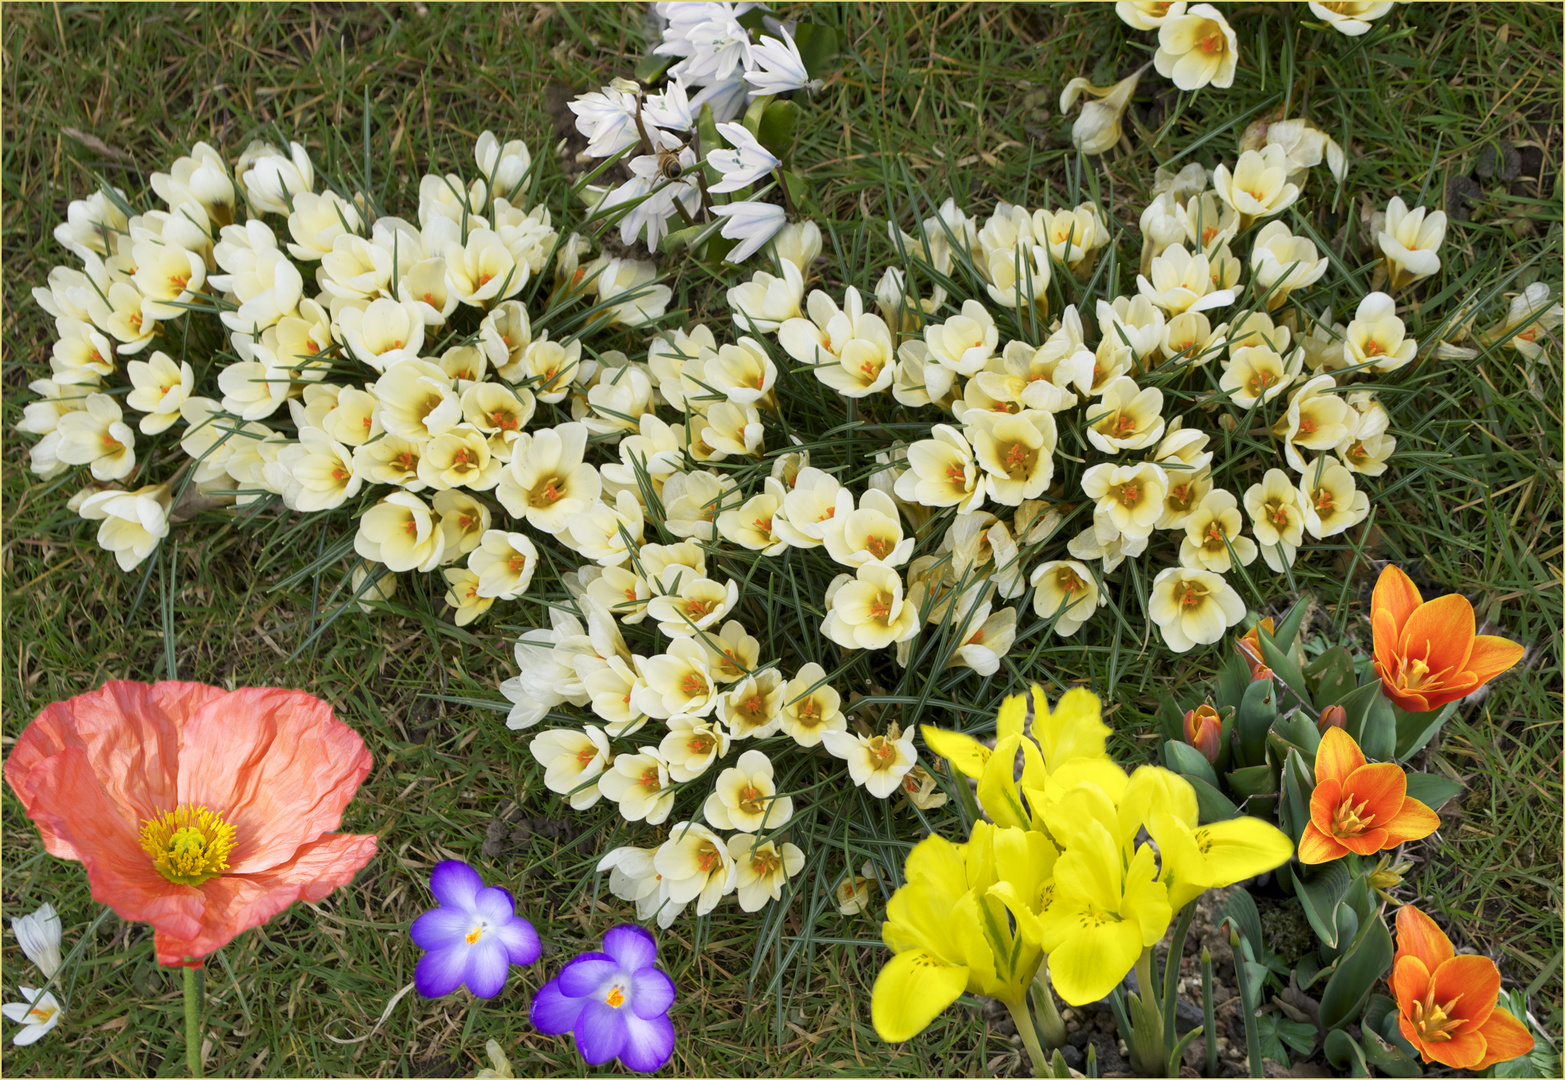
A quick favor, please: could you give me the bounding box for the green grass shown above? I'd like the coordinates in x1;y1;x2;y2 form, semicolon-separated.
3;3;1561;1077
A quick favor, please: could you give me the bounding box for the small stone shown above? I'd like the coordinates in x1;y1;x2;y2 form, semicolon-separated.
1062;1045;1085;1070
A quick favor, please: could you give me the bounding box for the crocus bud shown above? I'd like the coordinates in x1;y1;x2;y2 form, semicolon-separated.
1317;703;1346;733
1183;703;1223;763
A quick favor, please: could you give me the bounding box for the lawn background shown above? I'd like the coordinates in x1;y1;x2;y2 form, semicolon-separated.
2;3;1561;1076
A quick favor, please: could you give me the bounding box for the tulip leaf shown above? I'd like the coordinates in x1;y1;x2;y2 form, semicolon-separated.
792;22;840;78
1157;693;1188;744
1295;950;1328;991
1162;737;1220;788
1393;699;1458;760
1342;874;1374;925
1270;713;1321;758
1404;771;1464;810
1277;748;1313;847
1306;646;1358;709
1217;642;1251;711
1319;914;1394;1031
1272;598;1312;652
1259;632;1314;712
1326;905;1359;961
1188;774;1240;823
1226;763;1276;799
1235;678;1278;767
1221;889;1266;970
1362;992;1396;1037
1335;680;1395;761
1325;1028;1371;1077
1296;861;1352;948
1334;681;1382;748
1360;1026;1424;1076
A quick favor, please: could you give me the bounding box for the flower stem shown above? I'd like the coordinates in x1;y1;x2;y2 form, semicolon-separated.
1030;963;1067;1049
1161;903;1196;1060
183;965;204;1078
1006;996;1048;1077
1229;930;1263;1079
1202;947;1217;1078
1129;948;1168;1077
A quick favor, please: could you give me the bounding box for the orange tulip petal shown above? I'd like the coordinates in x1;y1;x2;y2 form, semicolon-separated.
178;688;374;875
152;832;378;966
1297;821;1349;864
1395;906;1455;972
1371;609;1404;680
1308;775;1344;828
1472;1007;1536;1070
1314;728;1366;786
4;681;225;860
1432;954;1502;1026
1381;796;1441;846
1336;826;1391;856
1398;593;1476;674
1373;566;1424;632
1427;1025;1489;1070
1464;635;1527;685
20;747;207;942
1343;761;1408;823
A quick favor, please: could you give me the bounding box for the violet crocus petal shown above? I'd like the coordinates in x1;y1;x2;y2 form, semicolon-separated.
414;944;471;998
575;999;629;1065
466;936;513;999
619;1010;676;1073
409;906;473;950
530;977;587;1034
629;967;675;1020
558;956;621;998
494;916;541;965
602;924;659;972
428;860;484;909
473;886;516;925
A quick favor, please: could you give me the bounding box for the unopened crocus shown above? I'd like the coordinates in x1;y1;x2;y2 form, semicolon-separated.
1183;703;1222;762
1298;727;1439;864
1371;564;1526;712
1059;63;1151;155
4;681;377;967
1390;905;1535;1069
11;903;62;978
409;861;540;998
530;924;676;1073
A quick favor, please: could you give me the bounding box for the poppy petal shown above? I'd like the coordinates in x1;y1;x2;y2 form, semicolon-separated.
1296;822;1349;864
1373;566;1423;634
1343;762;1408;823
1472;1007;1536;1069
1432;954;1501;1026
1398;593;1476;674
1394;906;1455;972
178;688;373;875
1313;728;1366;786
1464;635;1526;685
1380;796;1441;846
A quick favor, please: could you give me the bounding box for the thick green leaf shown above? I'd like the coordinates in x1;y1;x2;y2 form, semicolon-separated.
1270;712;1321;757
757;101;801;157
1227;763;1277;799
779;167;809;207
1320;915;1395;1030
1359;686;1397;761
1343;872;1374;924
1157;692;1188;744
1277;748;1313;848
1325;1029;1370;1077
1222;889;1266;967
1235;677;1278;767
1362;992;1396;1036
1260;631;1314;712
1335;680;1383;748
1297;861;1352;947
1307;645;1358;709
1189;774;1240;823
1295;950;1328;991
791;22;840;78
1273;598;1311;652
1361;1027;1424;1077
634;53;675;85
1404;772;1464;810
1217;641;1251;711
1394;699;1459;760
1326;904;1360;961
1163;737;1221;788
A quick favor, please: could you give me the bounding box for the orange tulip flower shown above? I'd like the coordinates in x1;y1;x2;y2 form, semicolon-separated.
1371;565;1525;712
1390;905;1535;1069
1297;727;1438;864
5;681;378;967
1183;703;1222;763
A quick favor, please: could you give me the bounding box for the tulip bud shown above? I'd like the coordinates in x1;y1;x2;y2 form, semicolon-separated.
1317;704;1346;733
1367;855;1413;904
1183;703;1223;763
1234;617;1275;677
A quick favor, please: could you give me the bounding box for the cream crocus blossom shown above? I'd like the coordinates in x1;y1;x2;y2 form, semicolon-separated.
582;655;649;737
530;725;612;810
822;487;913;569
598;749;676;825
76;483;172;571
1338;391;1397;476
442;567;494;626
1178;191;1239;256
704;749;793;832
496;422;600;534
1034;203;1111;269
968;409;1059;505
778;663;846;747
596;846;671;927
1097;294;1167;367
1085;376;1165;453
728;835;805;913
433;490;489;559
337;297;426;371
54;393;136;481
132;239;206;322
718;669;787;740
467;530;539;599
275;427;360;512
690;401;764;461
1250;221;1329;308
728;261;805;334
321;386;382;447
518;334;582;404
1154;3;1239;90
418;425;502;491
1212;145;1301;228
925;299;1001;379
1058;64;1152;156
894;425;984;512
1308;1;1394;36
1221;344;1302;408
717;476;789;555
1030;559;1105;637
1081;461;1168;541
564;489;645;566
1228;309;1293;355
1376;197;1446;291
374;360;461;442
820;724;918;799
1344;292;1417;373
822;563;922;651
124;350;195;434
772;467;854;549
583;362;656;437
241;140;314;214
947;603;1018;677
654;822;737;918
3;988;63;1047
443;228;525;306
636;639;720;720
1245;467;1307;572
645;576;739;639
50;318;115;385
1298;455;1370;538
1137;243;1234;315
1162;310;1227;365
702;338;777;406
1273;374;1356;472
1178;489;1258;573
1480;282;1564;360
1117;0;1188;29
1149;566;1247;653
352;434;424;490
659;715;731;783
354;492;446;572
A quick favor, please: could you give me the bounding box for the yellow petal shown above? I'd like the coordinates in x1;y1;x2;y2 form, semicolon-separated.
920;724;992;780
871;948;971;1042
977;735;1032;829
1048;919;1144;1007
1033;686;1110;772
1189;816;1295;889
996;691;1029;742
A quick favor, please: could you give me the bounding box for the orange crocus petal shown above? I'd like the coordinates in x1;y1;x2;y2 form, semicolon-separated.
1432;954;1502;1027
4;681;224;860
1464;634;1527;685
152;832;378;966
1313;727;1367;786
1398;593;1477;675
178;688;373;875
1297;819;1349;864
1379;795;1441;846
1373;565;1424;634
1342;761;1409;823
1472;1007;1536;1069
1395;905;1455;972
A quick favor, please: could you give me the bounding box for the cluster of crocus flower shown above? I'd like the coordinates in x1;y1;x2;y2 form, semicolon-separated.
4;904;65;1046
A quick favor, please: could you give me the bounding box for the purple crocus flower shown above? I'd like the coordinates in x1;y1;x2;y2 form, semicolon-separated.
530;924;676;1073
410;860;540;998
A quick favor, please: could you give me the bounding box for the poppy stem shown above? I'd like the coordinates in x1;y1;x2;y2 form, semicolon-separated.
183;965;205;1078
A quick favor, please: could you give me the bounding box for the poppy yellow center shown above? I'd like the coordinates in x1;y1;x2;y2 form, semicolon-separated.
139;804;236;887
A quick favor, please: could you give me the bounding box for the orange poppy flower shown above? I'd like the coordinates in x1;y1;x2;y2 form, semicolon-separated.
1371;565;1525;713
1390;905;1535;1069
1297;727;1438;864
4;681;377;968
